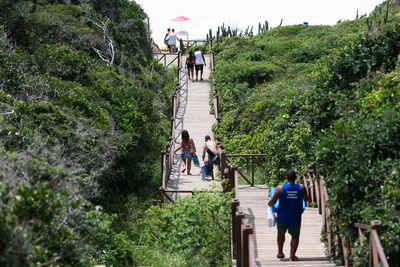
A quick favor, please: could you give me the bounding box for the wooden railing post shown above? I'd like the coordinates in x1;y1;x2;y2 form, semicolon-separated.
220;150;226;177
222;168;230;192
161;150;167;188
176;86;180;113
370;220;381;267
231;163;238;197
166;142;171;180
242;224;254;267
342;236;351;267
321;178;332;257
314;173;322;215
212;51;215;71
169;137;174;173
178;51;181;69
232;198;240;259
235;211;245;267
251;156;255;186
172;90;177;118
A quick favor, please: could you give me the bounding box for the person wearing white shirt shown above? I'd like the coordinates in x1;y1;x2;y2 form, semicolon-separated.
168;29;178;53
194;47;206;81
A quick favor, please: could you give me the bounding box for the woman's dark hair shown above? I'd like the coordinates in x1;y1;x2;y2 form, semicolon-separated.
189;51;194;60
182;130;189;142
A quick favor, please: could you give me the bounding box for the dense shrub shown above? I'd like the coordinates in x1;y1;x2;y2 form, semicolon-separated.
212;2;400;265
0;0;175;265
132;190;232;266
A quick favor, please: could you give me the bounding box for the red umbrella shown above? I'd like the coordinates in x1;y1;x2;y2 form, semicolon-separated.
171;16;190;22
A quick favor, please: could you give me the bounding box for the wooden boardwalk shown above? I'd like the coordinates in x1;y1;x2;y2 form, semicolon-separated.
238;186;337;266
166;55;221;200
163;53;337;266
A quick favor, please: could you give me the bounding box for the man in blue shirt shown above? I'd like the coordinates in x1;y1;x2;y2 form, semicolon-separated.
268;169;308;261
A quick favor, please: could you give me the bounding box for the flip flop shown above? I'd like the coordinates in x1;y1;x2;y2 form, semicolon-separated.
290;256;299;261
277;254;285;259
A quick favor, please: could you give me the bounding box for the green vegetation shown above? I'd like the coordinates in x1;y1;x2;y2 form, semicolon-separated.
3;0;400;265
0;1;231;266
130;190;232;267
212;1;400;265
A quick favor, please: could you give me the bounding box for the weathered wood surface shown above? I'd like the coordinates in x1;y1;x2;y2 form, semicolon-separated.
153;53;180;67
163;54;336;266
237;186;338;266
166;55;221;200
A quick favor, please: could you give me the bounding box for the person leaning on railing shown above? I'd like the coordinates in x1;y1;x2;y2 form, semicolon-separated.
202;135;220;180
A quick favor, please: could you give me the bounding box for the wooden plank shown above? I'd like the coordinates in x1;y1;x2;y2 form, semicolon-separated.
164;57;340;266
236;186;338;266
165;56;222;199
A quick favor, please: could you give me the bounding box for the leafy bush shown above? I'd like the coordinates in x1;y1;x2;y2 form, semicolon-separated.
133;190;232;266
0;0;175;265
212;3;400;265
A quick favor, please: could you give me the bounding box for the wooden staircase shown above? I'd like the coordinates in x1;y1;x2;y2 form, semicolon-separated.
238;186;338;267
160;50;339;266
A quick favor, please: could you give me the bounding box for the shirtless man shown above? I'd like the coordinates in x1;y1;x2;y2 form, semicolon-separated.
202;135;219;180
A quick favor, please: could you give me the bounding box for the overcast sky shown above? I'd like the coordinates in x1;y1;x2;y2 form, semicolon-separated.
134;0;385;46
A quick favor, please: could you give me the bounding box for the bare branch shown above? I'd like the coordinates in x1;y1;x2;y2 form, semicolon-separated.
85;15;114;66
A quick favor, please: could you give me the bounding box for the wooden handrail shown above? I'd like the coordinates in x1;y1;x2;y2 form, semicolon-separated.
231;198;240;259
211;49;255;265
224;162;256;266
242;224;256;267
226;154;268;157
159;46;256;266
370;230;389;267
181;40;211;52
247;233;256;267
160;53;183;200
353;220;389;267
301;168;389;266
225;154;268;186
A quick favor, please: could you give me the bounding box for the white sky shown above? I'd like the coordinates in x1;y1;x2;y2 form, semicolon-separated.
134;0;385;46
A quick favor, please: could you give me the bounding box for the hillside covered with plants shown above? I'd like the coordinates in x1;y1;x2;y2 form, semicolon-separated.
0;1;233;266
212;1;400;265
0;0;168;265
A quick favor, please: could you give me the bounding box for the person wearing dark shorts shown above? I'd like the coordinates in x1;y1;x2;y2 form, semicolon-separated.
268;169;308;261
202;135;219;180
194;47;206;81
174;130;196;175
186;51;195;82
195;64;203;72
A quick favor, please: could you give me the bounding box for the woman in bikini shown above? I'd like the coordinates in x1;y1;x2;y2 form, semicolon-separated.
185;51;195;82
174;130;196;175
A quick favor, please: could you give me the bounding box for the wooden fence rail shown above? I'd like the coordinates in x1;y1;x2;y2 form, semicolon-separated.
156;39;390;266
226;153;268;186
160;52;182;198
301;167;389;266
182;39;212;53
228;163;255;267
354;221;389;267
159;44;256;266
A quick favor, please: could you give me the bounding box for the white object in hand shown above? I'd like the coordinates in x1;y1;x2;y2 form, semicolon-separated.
266;206;276;227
